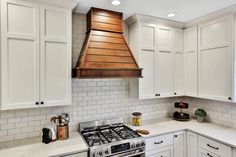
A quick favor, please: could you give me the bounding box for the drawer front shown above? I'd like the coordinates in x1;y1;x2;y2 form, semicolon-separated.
198;135;232;157
198;148;218;157
146;146;173;157
146;133;173;151
62;152;87;157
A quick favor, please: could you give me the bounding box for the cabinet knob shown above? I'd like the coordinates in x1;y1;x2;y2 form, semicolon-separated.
155;94;160;96
41;102;44;105
35;102;39;105
174;93;177;95
174;135;178;138
228;97;232;100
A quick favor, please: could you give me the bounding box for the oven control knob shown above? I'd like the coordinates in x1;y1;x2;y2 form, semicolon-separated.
131;143;136;148
98;150;103;156
104;149;109;155
136;143;140;147
140;141;145;146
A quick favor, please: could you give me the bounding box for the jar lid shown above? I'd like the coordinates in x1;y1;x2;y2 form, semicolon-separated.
132;112;142;116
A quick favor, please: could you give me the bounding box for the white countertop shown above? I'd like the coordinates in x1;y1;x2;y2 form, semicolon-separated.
130;118;236;148
2;119;236;157
0;132;88;157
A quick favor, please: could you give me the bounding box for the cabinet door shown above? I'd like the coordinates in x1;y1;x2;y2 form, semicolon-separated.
198;148;218;157
187;131;198;157
198;15;233;102
40;5;71;106
174;29;184;96
146;146;173;157
174;131;186;157
1;0;40;109
139;24;156;99
233;149;236;157
184;27;198;97
156;26;173;97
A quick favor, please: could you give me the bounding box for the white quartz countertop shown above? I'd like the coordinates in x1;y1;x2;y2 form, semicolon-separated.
0;132;88;157
2;119;236;157
130;119;236;148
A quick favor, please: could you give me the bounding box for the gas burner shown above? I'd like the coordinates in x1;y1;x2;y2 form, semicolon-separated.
113;126;140;139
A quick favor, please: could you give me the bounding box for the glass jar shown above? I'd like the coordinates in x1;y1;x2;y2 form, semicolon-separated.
132;112;142;126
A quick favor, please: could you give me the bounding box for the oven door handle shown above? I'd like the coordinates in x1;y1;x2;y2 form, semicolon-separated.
111;150;145;157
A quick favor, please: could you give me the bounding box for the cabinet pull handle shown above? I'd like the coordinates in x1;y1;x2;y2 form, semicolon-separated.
41;102;44;105
207;144;219;150
35;102;39;105
228;97;232;100
154;141;163;145
155;94;160;96
207;153;213;157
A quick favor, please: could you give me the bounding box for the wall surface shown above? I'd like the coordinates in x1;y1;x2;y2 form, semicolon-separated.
185;97;236;128
0;13;173;143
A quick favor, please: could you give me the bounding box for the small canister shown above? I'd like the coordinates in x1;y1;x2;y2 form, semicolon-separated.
132;112;142;126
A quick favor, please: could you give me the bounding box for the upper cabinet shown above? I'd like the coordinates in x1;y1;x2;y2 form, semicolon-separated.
184;27;198;97
128;19;184;99
198;15;233;101
0;0;72;110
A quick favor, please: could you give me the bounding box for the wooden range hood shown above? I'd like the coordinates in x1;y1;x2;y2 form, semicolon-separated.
73;7;142;78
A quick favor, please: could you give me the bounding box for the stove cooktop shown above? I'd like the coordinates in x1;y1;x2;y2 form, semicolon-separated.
81;123;140;147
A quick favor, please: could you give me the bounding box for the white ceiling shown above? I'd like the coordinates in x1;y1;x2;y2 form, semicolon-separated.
74;0;236;22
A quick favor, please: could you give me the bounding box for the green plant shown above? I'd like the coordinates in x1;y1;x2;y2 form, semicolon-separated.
195;109;207;117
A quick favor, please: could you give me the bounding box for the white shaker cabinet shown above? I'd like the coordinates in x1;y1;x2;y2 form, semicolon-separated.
156;26;174;97
198;15;233;102
184;27;198;97
187;131;198;157
138;24;156;99
128;20;184;99
0;0;71;110
40;5;71;107
173;131;186;157
0;0;40;109
173;29;184;96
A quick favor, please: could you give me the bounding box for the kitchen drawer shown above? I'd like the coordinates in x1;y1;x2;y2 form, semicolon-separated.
198;135;232;157
145;133;173;151
146;145;173;157
60;152;87;157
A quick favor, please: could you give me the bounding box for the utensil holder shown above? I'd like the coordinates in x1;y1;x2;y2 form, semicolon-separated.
57;124;69;140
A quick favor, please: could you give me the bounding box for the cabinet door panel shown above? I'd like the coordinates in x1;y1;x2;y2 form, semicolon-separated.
174;131;186;157
146;146;173;157
158;27;172;51
156;26;173;97
187;131;198;157
199;16;233;101
184;27;198;97
157;50;173;96
139;49;156;98
140;25;156;49
174;30;184;95
40;5;71;106
1;0;40;109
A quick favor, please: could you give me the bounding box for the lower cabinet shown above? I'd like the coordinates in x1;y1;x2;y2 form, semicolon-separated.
146;146;173;157
146;131;233;157
187;131;198;157
145;133;173;157
173;131;187;157
198;148;218;157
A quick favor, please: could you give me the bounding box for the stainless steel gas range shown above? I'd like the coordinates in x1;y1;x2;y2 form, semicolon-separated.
79;118;145;157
